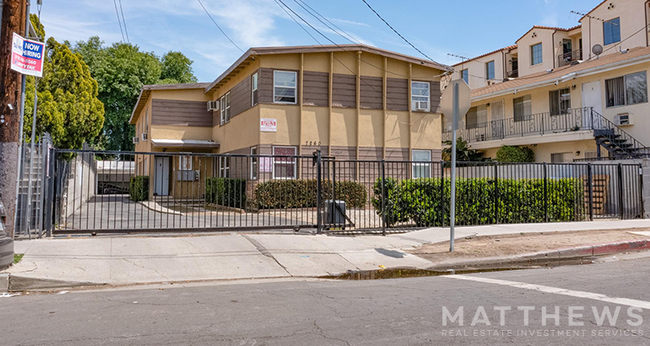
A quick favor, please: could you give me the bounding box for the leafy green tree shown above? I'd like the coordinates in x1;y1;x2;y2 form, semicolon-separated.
442;138;485;162
23;15;104;148
73;38;197;151
496;145;535;163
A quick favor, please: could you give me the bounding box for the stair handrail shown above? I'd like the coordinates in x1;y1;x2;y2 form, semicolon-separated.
589;107;648;157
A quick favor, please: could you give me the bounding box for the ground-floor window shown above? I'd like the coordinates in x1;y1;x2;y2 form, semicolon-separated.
250;147;258;180
219;156;230;178
412;149;432;179
273;146;297;179
551;152;572;163
178;156;195;181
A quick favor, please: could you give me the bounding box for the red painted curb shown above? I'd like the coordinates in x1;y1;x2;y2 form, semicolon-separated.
592;240;648;256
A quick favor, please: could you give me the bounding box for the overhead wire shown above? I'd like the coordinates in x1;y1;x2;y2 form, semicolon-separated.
118;0;130;43
196;0;245;53
112;0;126;43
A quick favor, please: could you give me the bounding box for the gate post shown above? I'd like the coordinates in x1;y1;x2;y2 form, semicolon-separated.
440;161;445;227
494;161;499;224
639;163;644;219
543;162;548;223
588;163;594;221
381;159;386;236
618;163;624;219
331;159;336;225
315;150;323;234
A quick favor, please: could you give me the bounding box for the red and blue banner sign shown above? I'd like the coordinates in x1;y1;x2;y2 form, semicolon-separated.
11;33;44;77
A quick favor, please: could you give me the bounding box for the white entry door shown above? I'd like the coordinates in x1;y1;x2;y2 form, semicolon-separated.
582;81;602;114
154;156;170;196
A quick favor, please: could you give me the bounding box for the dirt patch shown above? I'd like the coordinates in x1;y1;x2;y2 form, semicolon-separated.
411;230;650;262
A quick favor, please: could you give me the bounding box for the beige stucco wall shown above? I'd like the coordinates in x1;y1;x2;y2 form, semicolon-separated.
211;58;261;101
451;50;506;89
213;106;260;153
479;139;598;163
581;0;649;60
517;28;556;76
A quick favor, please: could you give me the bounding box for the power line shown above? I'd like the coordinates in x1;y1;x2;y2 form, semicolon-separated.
196;0;244;53
360;0;435;62
293;0;361;45
112;0;126;42
118;0;130;43
274;0;321;44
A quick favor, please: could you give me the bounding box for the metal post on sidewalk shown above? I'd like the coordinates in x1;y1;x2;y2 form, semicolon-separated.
543;162;548;223
618;163;624;219
380;159;386;236
25;78;39;238
315;150;323;234
588;163;594;221
449;83;459;252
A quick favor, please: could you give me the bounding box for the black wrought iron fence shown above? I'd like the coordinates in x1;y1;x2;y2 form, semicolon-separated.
40;149;643;235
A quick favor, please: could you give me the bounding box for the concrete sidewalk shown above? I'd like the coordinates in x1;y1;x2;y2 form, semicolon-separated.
6;219;650;289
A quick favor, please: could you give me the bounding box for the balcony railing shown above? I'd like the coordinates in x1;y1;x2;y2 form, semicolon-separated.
506;69;518;78
443;107;594;144
557;49;583;67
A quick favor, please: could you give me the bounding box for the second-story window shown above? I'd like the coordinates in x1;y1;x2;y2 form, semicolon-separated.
513;95;532;122
549;88;571;116
531;43;543;66
461;69;469;84
603;17;621;46
411;81;430;111
485;61;495;80
606;71;648;107
220;92;230;125
251;72;259;106
273;70;297;104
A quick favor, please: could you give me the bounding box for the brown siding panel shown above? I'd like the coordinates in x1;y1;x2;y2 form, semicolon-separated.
258;68;274;104
386;78;408;111
303;71;329;107
152;99;212;127
332;74;356;108
360;76;383;110
230;76;251;118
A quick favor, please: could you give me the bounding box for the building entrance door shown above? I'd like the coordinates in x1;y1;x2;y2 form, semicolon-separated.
154;156;170;196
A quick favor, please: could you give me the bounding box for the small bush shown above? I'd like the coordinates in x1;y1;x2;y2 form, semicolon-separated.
496;146;535;163
129;176;149;202
255;179;367;209
206;178;247;209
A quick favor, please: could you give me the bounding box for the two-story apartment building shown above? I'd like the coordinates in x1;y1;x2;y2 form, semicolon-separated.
444;0;650;163
130;44;451;197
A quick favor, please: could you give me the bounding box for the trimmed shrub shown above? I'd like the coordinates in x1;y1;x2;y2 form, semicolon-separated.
373;177;584;227
255;179;367;209
496;145;535;163
205;177;247;209
129;176;149;202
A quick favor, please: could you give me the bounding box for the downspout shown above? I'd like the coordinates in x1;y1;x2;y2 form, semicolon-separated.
645;0;650;47
552;30;557;69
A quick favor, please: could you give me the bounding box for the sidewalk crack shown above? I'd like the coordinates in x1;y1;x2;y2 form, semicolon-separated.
242;235;292;276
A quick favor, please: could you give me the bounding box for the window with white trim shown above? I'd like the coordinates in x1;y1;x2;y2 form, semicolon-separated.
606;71;648;107
530;43;543;66
251;72;259;106
549;88;571;115
177;156;195;181
485;61;495;80
250;147;258;180
219;156;230;178
220;92;231;125
461;69;469;84
273;70;297;104
603;17;621;46
272;146;297;179
412;150;431;179
513;95;532;122
411;81;430;111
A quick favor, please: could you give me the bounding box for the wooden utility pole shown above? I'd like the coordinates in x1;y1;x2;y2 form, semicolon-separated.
0;0;27;238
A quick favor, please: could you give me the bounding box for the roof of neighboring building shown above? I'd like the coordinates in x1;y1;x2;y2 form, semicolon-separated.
129;83;210;124
452;45;517;67
471;46;650;99
204;44;454;93
515;24;582;43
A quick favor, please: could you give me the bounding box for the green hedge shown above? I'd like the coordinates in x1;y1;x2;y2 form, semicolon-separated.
129;176;149;202
373;177;584;227
255;179;366;209
496;145;535;162
205;178;247;209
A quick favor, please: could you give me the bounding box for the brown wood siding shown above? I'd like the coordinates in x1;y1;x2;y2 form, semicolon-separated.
360;76;383;110
386;78;408;111
332;74;356;108
229;75;252;119
303;71;329;107
430;81;441;113
258;68;274;104
359;147;383;160
258;68;300;105
151;99;212;127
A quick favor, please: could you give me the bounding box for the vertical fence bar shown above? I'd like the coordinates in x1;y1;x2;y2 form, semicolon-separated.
331;159;336;225
588;163;594;221
639;164;645;219
494;161;499;224
543;162;548;223
618;163;624;219
440;160;445;227
315;150;322;234
381;159;386;236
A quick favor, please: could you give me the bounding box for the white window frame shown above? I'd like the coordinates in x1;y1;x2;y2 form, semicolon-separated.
272;146;297;180
219;156;230;178
220;92;231;125
603;17;621;46
411;150;432;179
273;70;297;104
461;69;469;84
410;81;430;112
605;71;648;108
179;156;193;170
250;147;258;180
251;72;259;107
485;60;495;80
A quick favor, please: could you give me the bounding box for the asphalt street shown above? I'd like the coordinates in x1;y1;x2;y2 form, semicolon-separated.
3;256;650;345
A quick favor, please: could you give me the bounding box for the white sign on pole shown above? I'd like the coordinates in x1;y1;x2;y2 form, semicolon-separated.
439;79;472;252
11;33;44;77
260;118;277;132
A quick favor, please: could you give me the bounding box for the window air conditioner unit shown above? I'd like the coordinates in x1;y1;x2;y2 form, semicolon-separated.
132;136;139;144
476;134;486;142
415;101;429;110
207;100;219;111
614;113;632;126
141;133;148;141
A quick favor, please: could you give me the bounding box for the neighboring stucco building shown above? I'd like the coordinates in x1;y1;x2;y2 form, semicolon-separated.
130;44;451;197
443;0;650;163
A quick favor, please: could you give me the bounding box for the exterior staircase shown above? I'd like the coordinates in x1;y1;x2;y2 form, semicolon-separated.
590;109;648;159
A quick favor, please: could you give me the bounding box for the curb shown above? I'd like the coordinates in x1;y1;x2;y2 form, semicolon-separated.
0;273;8;293
427;239;650;270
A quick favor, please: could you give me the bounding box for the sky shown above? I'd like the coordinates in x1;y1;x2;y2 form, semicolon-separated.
39;0;604;82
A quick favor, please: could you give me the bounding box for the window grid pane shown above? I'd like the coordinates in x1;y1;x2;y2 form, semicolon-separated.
531;43;543;65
